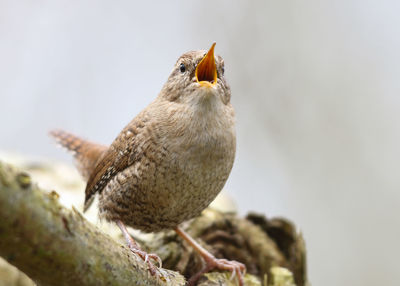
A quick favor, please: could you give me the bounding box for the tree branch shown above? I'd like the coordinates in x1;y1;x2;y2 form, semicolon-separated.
0;159;308;286
0;161;185;286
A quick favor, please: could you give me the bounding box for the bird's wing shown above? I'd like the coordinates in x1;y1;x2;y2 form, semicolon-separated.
84;119;146;212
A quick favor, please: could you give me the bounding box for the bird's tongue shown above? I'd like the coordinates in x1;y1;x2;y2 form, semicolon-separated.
196;43;217;86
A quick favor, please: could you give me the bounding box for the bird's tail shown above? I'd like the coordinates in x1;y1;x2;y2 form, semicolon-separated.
49;130;108;181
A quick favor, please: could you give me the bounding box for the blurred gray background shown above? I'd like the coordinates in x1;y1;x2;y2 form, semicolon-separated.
1;1;400;285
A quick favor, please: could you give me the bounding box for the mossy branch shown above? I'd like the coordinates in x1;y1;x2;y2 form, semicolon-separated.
0;161;185;286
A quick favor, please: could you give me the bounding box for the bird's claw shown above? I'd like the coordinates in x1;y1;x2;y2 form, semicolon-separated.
128;245;162;276
188;257;246;286
213;259;245;285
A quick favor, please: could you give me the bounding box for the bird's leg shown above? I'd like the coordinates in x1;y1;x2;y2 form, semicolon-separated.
175;227;246;286
116;220;162;275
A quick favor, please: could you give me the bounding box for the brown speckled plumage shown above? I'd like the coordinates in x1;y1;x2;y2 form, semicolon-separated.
55;50;234;232
50;130;107;180
51;44;245;285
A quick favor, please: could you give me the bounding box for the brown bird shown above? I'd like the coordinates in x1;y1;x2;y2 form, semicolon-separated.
50;43;245;285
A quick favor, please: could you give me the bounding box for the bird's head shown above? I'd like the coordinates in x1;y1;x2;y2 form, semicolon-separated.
160;43;231;105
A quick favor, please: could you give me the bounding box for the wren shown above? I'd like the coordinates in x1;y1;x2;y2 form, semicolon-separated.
51;43;245;285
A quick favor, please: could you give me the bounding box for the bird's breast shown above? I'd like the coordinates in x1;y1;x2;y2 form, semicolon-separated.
99;99;236;232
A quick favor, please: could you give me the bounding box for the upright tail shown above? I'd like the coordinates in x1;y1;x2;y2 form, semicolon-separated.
49;130;108;181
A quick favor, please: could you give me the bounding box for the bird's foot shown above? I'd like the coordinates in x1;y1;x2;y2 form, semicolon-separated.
116;220;162;276
175;226;246;285
127;244;162;276
188;255;246;286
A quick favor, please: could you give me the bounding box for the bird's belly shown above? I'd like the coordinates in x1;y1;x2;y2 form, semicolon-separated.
98;150;233;232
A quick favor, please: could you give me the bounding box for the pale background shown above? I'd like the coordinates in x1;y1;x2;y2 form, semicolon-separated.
1;1;400;286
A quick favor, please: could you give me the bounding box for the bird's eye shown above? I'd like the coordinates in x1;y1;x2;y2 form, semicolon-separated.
221;66;225;75
179;63;186;73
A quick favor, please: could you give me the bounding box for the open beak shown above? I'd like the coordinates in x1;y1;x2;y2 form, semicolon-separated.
195;43;217;87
